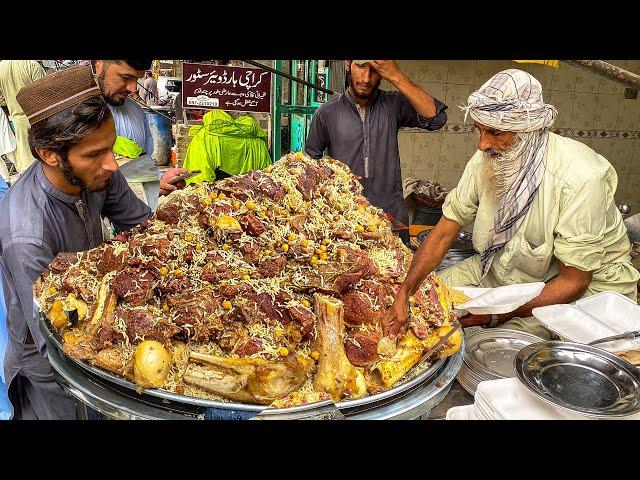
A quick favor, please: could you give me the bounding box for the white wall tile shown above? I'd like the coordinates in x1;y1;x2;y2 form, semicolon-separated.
591;137;615;160
419;82;447;104
608;139;634;175
551;63;578;91
630;139;640;174
593;94;621;130
617;97;640;131
547;90;575;128
416;61;449;84
447;60;477;85
626;173;640;206
439;134;468;172
571;92;598;129
575;68;601;93
413;132;442;175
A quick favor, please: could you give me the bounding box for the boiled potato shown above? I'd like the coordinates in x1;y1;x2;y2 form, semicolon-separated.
133;340;172;388
48;299;68;329
63;294;88;322
215;215;242;233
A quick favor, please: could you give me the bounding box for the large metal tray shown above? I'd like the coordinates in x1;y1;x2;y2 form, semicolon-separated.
39;310;453;414
515;341;640;418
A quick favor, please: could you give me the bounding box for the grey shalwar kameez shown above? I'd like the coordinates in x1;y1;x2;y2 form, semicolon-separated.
0;161;151;419
304;89;447;231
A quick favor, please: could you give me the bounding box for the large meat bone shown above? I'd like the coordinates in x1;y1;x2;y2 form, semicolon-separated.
61;278;118;362
184;352;315;405
312;293;367;401
370;325;462;388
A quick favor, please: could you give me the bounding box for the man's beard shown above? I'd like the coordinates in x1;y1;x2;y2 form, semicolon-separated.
481;134;528;201
347;70;381;100
60;156;109;193
96;69;125;106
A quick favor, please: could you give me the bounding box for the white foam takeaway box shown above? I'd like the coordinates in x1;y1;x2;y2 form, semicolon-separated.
532;291;640;353
454;282;545;315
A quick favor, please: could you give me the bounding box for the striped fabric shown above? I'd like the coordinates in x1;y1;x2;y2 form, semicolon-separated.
461;69;558;277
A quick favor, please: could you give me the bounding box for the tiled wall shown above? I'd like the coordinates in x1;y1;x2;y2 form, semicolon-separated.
389;60;640;213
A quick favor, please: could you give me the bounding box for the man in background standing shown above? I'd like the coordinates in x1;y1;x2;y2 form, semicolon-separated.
141;71;159;106
94;60;185;196
305;60;447;244
0;60;46;173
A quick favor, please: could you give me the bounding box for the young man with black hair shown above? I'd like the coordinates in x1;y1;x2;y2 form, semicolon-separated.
0;66;153;419
304;60;448;243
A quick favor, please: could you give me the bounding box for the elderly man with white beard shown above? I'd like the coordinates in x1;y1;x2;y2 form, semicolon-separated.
383;69;640;339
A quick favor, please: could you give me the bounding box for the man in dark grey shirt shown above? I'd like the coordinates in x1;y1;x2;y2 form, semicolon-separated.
305;60;447;242
0;66;151;419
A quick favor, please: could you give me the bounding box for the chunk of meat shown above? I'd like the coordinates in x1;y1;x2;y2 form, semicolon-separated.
253;170;287;201
236;305;263;325
219;283;250;298
155;277;192;295
184;351;315;404
332;261;378;293
50;252;79;273
289;214;307;233
109;268;155;305
62;267;96;303
155;202;181;225
296;163;321;200
91;347;131;377
198;212;209;229
216;321;250;352
331;229;354;240
331;247;379;293
288;306;316;339
115;308;181;342
167;290;222;340
239;212;265;236
239;240;261;262
342;290;383;326
345;331;382;367
235;338;263;356
245;291;292;324
202;262;232;283
257;256;287;277
96;244;128;276
95;320;124;350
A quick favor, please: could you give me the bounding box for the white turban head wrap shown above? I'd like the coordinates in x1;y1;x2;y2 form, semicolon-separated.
462;69;557;132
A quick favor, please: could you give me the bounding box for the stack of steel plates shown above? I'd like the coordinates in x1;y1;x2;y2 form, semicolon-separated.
457;328;543;396
417;229;476;271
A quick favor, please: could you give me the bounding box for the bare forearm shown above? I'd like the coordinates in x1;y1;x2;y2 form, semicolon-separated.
501;266;592;322
388;72;437;118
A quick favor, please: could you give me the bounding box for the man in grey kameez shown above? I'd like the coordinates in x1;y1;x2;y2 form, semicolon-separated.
304;60;448;242
0;66;152;419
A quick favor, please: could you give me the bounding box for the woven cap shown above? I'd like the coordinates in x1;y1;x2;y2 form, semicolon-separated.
16;65;102;125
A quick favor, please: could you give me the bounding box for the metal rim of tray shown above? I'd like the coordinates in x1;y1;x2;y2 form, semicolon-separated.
40;311;450;413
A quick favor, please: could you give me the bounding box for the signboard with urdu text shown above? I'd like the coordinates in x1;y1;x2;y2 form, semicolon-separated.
182;62;271;113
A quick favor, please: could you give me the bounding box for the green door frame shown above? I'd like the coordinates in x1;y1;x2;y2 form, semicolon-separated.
271;60;330;160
